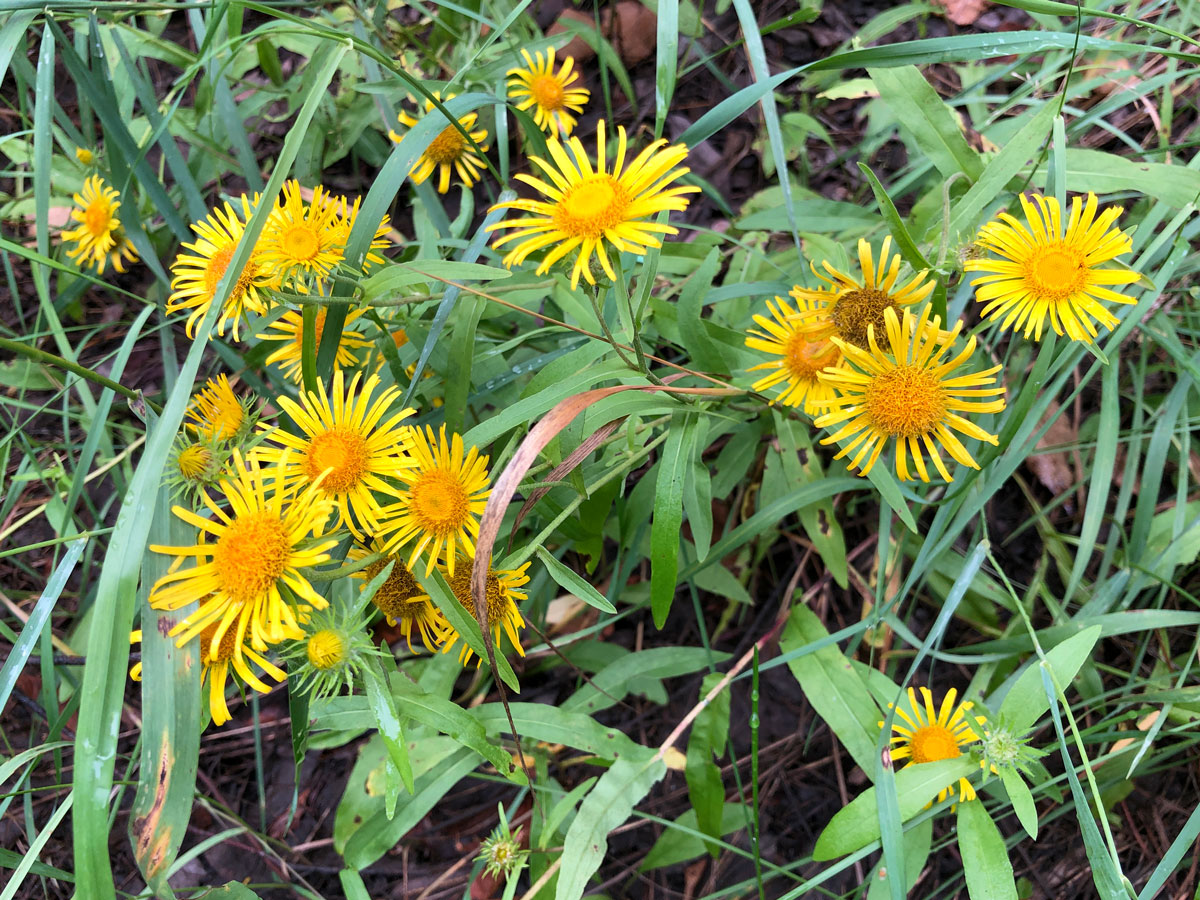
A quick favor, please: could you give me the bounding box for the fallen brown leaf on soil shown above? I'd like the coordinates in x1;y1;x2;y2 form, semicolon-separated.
549;1;658;67
1026;401;1077;497
933;0;989;26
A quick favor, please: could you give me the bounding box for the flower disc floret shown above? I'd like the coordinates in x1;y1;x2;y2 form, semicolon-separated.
441;558;531;666
256;370;416;537
487;121;698;288
167;195;273;340
378;425;492;577
61;175;138;274
964;191;1139;343
306;629;347;669
350;543;446;652
259;181;346;291
883;686;987;803
745;289;842;413
507;48;590;135
389;92;490;194
815;305;1006;482
258;307;372;384
792;237;935;348
148;450;337;659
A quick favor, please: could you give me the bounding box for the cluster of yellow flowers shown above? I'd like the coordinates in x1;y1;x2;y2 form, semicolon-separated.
146;369;528;724
745;192;1139;482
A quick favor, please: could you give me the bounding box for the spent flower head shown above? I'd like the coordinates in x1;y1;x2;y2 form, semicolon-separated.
477;804;528;881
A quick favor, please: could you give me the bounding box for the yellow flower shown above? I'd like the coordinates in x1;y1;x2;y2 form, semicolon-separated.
306;629;346;669
258;306;372;384
61;175;138;275
255;370;416;537
167;196;273;340
186;374;252;442
440;558;530;666
258;181;346;291
378;425;491;577
349;542;447;653
745;289;842;414
815;305;1006;482
884;687;987;803
329;192;393;271
75;147;94;165
487;121;698;288
389;91;490;194
963;191;1139;343
791;237;936;349
148;450;338;658
507;48;590;136
129;624;284;726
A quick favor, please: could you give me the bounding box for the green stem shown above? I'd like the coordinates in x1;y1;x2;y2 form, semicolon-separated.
0;336;161;414
587;285;639;371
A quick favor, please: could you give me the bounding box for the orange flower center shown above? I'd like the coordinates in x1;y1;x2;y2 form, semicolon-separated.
306;629;346;669
555;176;631;239
427;125;466;164
365;556;425;621
1026;243;1087;299
831;288;895;348
282;225;321;262
449;562;507;623
783;332;839;380
865;365;946;438
303;428;371;493
910;724;961;764
203;243;256;302
199;621;238;664
530;74;566;110
84;201;113;237
409;468;470;536
212;510;292;605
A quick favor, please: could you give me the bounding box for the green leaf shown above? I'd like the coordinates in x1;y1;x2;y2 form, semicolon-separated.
535;546;616;614
869;66;983;181
417;567;521;693
363;663;414;797
556;757;668;900
812;757;975;860
685;671;731;857
359;260;511;302
130;476;200;892
651;413;696;627
563;647;726;716
866;817;932;900
958;801;1018;900
1001;767;1038;840
640;803;753;871
996;626;1102;734
781;605;881;775
1036;148;1200;210
948;100;1058;242
677;248;727;374
858;163;933;272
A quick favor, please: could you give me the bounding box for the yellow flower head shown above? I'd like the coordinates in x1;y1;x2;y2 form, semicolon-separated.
258;306;372;384
255;370;416;537
167;196;273;341
148;450;338;659
507;48;590;136
61;175;138;275
306;629;347;669
378;425;491;577
745;288;842;414
186;374;253;442
792;237;936;349
258;180;346;291
75;147;94;165
963;191;1139;343
329;192;393;271
389;91;490;194
349;542;446;653
129;624;284;726
440;558;530;666
487;121;698;288
815;305;1006;482
884;687;987;803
